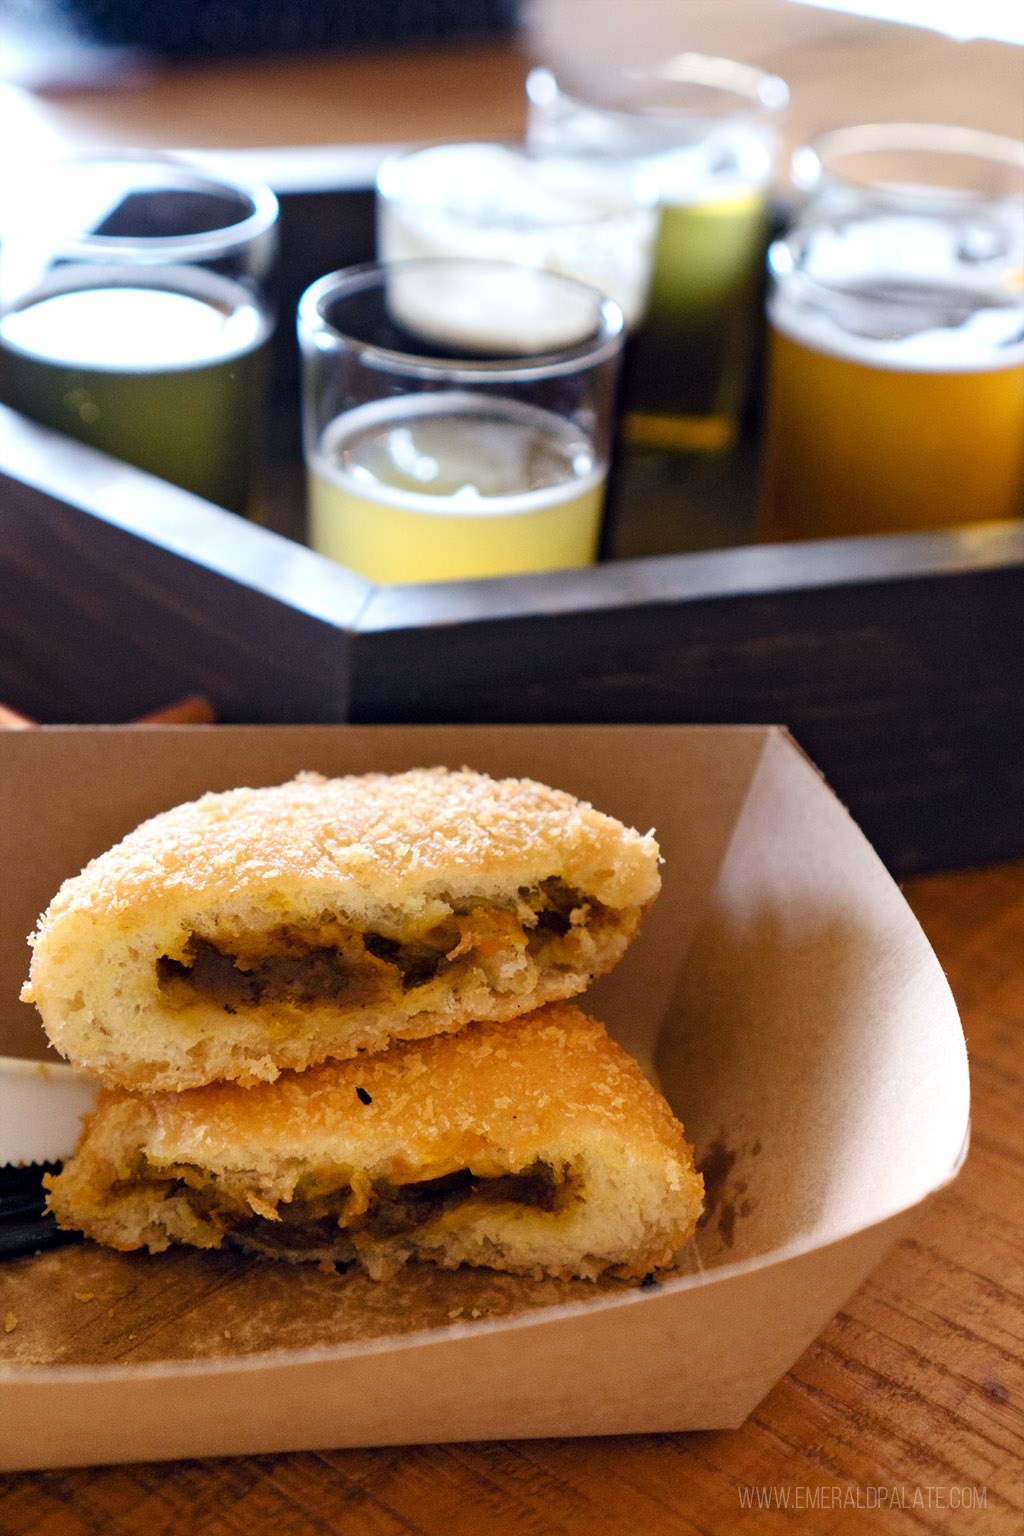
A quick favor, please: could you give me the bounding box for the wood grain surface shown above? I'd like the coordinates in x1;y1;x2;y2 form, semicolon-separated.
1;858;1021;1535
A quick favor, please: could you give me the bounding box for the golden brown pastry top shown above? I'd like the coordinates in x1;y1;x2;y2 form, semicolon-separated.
84;1004;692;1188
29;767;661;944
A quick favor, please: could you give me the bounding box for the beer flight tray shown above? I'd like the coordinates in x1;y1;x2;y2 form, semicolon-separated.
2;178;1023;878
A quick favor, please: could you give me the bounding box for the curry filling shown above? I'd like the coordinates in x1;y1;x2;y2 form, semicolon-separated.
156;879;622;1012
131;1160;566;1256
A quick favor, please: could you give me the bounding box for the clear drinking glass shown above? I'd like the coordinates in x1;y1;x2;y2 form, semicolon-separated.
0;151;279;513
789;121;1024;222
375;140;658;332
298;258;625;584
758;207;1024;540
526;54;789;453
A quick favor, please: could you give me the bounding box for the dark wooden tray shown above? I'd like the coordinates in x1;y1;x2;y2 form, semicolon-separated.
2;180;1023;877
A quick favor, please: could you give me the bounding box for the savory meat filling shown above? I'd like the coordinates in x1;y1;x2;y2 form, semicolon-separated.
238;1164;560;1251
134;1161;565;1256
157;933;388;1010
155;880;615;1012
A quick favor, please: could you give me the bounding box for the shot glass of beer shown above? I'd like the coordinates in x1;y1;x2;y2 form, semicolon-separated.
375;140;658;333
758;207;1024;541
298;259;624;584
526;55;789;454
0;151;278;514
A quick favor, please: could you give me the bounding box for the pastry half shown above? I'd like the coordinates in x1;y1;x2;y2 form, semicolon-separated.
24;767;661;1091
44;1004;703;1282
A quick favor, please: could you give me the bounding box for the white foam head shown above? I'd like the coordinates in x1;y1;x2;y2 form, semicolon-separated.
769;213;1024;372
384;260;611;356
377;142;657;328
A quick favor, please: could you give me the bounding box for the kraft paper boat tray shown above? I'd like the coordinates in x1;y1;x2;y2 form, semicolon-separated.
0;723;969;1469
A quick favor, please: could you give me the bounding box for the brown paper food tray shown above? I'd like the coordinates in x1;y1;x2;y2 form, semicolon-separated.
0;724;969;1468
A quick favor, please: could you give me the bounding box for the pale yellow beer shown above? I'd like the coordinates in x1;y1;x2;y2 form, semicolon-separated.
308;394;606;584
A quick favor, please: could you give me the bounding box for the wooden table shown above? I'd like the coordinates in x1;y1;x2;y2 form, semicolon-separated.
0;856;1020;1533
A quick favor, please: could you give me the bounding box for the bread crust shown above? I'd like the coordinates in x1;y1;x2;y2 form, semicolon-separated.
45;1004;703;1282
24;768;661;1091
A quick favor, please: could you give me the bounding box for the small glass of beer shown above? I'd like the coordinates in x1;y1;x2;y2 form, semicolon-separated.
298;259;624;584
525;55;789;454
758;207;1024;541
0;152;278;515
375;141;658;333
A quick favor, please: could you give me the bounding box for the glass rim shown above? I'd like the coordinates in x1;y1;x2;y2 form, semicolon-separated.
375;138;657;226
297;258;626;380
525;54;790;121
767;206;1024;301
791;121;1024;199
16;149;280;263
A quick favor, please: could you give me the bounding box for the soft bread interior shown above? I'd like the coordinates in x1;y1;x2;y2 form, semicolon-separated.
45;1006;704;1282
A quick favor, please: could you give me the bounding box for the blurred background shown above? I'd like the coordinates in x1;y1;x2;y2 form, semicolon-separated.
1;0;1020;161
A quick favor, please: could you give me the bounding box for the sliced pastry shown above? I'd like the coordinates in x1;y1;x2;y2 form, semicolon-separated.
24;767;661;1091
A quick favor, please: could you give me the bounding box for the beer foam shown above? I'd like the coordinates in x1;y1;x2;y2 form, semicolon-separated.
378;143;655;329
0;266;269;371
769;288;1024;373
384;262;606;356
648;127;773;205
769;213;1024;373
381;142;641;226
313;393;604;518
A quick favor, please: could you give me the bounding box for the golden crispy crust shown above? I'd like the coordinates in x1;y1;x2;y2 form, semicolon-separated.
30;768;660;929
24;768;661;1091
46;1004;703;1282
